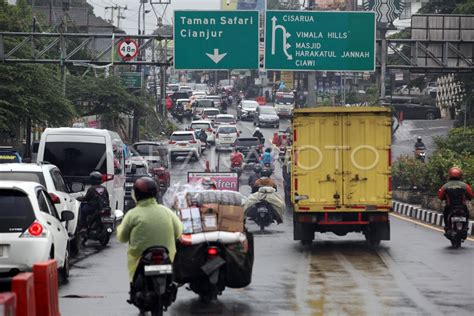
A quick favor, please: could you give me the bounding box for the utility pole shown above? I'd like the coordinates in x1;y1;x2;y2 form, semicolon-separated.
116;5;127;29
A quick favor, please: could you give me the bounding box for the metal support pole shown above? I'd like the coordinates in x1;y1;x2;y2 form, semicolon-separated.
380;28;388;101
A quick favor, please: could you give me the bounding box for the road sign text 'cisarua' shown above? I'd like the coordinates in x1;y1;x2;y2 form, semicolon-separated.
174;11;259;70
265;11;376;71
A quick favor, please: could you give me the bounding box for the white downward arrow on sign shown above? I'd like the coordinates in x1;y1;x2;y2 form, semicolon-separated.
206;48;227;64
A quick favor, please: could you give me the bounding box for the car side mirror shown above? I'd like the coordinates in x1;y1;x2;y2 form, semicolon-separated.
70;182;84;193
131;164;137;175
60;210;75;222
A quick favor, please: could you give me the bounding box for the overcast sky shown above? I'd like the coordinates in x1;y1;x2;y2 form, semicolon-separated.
88;0;221;34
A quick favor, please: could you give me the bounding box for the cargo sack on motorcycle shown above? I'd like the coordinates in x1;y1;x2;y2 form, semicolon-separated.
173;242;208;284
223;232;254;288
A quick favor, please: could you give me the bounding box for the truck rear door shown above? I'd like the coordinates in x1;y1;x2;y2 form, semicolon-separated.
293;113;343;209
342;112;391;207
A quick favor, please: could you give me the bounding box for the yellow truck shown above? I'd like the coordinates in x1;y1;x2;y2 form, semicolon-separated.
291;107;392;245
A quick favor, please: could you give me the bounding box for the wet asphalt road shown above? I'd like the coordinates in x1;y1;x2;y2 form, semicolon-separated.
59;112;473;315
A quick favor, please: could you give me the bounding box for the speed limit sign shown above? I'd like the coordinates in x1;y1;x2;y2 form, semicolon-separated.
118;38;139;61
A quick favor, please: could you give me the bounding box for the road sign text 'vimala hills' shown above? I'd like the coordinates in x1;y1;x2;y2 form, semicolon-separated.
174;11;259;70
265;11;376;71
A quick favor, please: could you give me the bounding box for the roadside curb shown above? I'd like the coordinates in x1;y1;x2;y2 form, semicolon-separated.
392;201;474;236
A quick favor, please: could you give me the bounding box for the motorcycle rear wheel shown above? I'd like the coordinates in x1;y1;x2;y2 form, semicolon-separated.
151;300;163;316
450;238;462;249
99;232;111;246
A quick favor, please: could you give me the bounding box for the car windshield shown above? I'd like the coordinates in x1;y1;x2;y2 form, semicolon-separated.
259;107;277;115
235;138;259;147
0;172;46;187
195;100;214;108
276;95;294;104
43;142;107;178
242;101;258;109
0;189;35;233
133;144;162;156
204;109;220;116
191;123;211;130
216;116;234;123
171;134;194;141
218;126;237;134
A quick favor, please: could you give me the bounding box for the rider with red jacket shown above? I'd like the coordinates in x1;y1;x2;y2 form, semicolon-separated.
438;167;473;232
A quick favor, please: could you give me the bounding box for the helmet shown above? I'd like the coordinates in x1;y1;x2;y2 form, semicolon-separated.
133;177;158;202
255;127;260;131
261;168;272;177
89;171;102;184
265;148;272;153
202;177;217;190
253;163;262;174
448;167;463;180
417;136;422;141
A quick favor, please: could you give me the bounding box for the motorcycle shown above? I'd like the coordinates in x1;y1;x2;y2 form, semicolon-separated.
129;246;177;316
188;244;226;303
230;161;243;179
248;201;274;232
445;207;469;248
415;147;426;163
175;108;184;123
81;206;115;246
263;162;274;175
278;145;290;162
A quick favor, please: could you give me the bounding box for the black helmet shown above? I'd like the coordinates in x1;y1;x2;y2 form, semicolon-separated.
89;171;102;184
133;177;158;202
253;164;262;174
265;148;271;153
261;168;272;177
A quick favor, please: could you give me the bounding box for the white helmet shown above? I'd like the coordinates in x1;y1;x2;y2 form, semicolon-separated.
255;127;260;131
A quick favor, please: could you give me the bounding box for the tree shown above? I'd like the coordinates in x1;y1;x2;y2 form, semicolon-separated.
418;0;468;14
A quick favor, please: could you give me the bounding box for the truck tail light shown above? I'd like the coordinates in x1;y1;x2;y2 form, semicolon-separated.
101;174;114;183
293;129;297;142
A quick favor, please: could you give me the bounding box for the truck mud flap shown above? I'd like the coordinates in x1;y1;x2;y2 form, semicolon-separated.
370;222;390;241
293;220;314;241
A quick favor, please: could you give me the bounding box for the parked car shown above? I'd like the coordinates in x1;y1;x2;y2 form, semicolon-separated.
386;96;440;120
215;125;240;151
234;137;262;163
189;120;215;145
0;181;74;281
124;162;150;212
214;114;237;126
0;163;83;255
254;105;280;128
168;131;202;161
201;108;221;121
132;141;169;169
237;100;259;120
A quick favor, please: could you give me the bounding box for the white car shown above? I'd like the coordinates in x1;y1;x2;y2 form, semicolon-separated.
201;108;221;121
0;181;74;282
215;125;240;151
237;100;259;120
214;114;237;126
179;85;192;94
0;163;83;254
189;120;215;145
168;131;202;161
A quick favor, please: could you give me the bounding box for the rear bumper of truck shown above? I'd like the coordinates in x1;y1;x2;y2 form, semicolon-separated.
293;211;390;241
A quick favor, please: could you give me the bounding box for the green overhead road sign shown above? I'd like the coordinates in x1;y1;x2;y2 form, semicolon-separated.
174;11;259;70
265;11;376;71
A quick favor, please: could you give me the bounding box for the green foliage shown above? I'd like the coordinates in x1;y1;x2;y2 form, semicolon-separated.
418;0;467;14
392;155;425;188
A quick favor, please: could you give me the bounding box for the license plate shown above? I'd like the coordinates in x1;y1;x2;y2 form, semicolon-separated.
125;183;133;187
179;143;187;147
144;264;173;276
451;217;466;222
101;217;115;223
223;137;232;141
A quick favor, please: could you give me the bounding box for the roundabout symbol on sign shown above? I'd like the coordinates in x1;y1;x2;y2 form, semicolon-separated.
118;39;139;61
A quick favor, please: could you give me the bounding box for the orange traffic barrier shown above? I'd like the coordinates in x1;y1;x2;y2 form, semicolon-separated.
0;292;17;316
12;272;36;316
33;260;60;316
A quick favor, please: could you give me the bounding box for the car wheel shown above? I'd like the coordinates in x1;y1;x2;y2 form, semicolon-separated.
59;247;70;284
70;229;81;256
426;112;435;120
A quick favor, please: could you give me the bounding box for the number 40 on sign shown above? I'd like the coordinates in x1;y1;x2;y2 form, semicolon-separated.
118;38;139;61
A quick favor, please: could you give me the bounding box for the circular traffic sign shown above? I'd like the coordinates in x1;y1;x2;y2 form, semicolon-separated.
118;38;139;61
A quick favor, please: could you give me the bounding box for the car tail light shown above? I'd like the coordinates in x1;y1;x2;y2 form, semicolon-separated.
21;221;47;238
101;174;114;183
169;140;176;144
189;140;197;144
207;246;219;259
48;193;61;204
207;128;213;132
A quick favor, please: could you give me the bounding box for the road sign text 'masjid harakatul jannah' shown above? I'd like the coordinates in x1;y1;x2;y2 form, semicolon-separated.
174;11;259;70
265;11;375;71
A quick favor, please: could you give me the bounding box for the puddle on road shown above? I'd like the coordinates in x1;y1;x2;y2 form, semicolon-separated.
62;294;105;299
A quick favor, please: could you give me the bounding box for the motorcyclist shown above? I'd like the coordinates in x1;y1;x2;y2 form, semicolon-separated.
202;177;218;190
230;148;244;167
248;164;262;188
252;168;277;193
437;167;473;234
414;136;426;150
79;171;110;229
197;128;208;144
253;128;264;145
260;148;274;166
117;177;183;297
